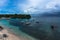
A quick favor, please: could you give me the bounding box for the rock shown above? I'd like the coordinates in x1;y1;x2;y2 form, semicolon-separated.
0;26;3;31
3;34;8;38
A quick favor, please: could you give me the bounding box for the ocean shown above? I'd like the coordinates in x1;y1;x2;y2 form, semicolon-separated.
0;19;37;40
0;17;60;40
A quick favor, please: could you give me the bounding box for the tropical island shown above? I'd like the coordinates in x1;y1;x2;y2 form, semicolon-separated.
0;14;31;19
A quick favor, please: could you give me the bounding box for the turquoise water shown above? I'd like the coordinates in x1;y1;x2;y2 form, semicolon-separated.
0;19;37;40
0;17;60;40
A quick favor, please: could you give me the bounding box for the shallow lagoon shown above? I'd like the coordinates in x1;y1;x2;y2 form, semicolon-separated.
0;19;37;40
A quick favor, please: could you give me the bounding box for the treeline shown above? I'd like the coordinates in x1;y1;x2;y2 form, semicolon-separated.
0;14;31;19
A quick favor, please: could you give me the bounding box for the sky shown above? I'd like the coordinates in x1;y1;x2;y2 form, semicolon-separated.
0;0;60;14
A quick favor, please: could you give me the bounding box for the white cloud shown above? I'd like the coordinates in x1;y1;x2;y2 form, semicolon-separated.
46;0;60;9
18;0;60;14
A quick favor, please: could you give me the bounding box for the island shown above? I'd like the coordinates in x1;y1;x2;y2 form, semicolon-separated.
0;14;31;19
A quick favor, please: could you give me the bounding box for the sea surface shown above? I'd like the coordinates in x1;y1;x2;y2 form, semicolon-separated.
0;19;37;40
0;17;60;40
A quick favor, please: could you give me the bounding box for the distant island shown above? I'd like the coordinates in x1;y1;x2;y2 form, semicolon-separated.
0;14;31;19
41;11;60;17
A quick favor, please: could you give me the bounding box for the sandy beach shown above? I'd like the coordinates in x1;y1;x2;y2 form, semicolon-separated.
0;29;22;40
0;27;38;40
0;21;37;40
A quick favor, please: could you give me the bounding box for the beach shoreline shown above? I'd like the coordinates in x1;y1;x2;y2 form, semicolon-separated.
0;28;21;40
0;21;38;40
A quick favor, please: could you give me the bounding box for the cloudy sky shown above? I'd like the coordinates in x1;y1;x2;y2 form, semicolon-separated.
0;0;60;14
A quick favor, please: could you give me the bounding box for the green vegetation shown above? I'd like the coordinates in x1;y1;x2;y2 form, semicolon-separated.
0;14;31;19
